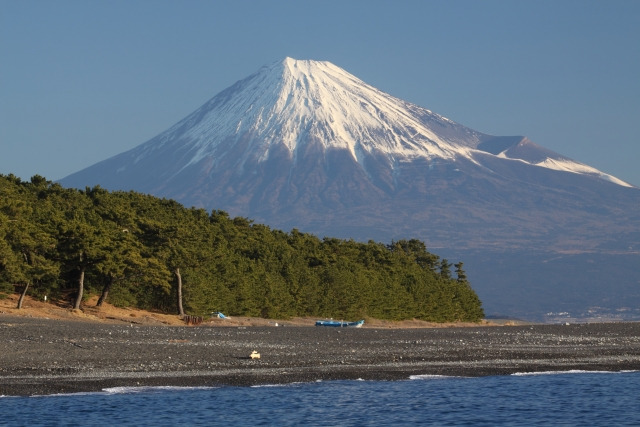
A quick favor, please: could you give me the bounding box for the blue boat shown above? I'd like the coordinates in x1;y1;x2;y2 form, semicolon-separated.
315;319;364;328
210;311;227;319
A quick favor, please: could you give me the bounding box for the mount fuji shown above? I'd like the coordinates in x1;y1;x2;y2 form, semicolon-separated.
61;58;640;321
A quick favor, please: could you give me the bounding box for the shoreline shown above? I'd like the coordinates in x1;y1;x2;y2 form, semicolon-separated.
2;315;639;396
0;294;497;328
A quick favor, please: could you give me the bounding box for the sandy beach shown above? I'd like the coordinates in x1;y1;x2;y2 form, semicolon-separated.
1;311;639;396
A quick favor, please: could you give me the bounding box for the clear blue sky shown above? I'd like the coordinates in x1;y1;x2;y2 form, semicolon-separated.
2;0;639;186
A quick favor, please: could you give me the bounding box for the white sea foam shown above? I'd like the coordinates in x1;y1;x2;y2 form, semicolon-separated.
102;386;217;394
250;382;306;388
511;370;637;376
11;385;219;398
409;374;463;380
31;391;105;398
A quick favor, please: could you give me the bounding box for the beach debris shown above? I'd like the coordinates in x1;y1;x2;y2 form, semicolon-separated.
63;339;85;349
250;350;261;359
183;315;203;325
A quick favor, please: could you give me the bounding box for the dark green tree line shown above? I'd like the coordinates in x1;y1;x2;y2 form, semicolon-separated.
0;174;484;322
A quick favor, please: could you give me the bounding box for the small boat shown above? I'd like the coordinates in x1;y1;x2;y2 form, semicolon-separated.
315;319;364;328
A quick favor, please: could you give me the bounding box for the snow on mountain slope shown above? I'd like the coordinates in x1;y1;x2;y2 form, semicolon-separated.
533;158;632;187
144;58;482;166
117;57;631;189
489;137;634;187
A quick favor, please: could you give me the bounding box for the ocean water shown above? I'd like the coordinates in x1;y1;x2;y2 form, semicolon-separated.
2;371;639;426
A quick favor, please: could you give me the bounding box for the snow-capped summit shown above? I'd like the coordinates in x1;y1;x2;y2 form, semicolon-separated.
139;57;484;173
60;57;640;321
59;56;637;215
110;57;631;188
178;57;480;157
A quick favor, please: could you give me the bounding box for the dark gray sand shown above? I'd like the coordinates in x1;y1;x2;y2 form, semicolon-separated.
1;316;639;396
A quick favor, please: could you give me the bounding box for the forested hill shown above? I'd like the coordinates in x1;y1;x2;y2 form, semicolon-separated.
0;174;484;322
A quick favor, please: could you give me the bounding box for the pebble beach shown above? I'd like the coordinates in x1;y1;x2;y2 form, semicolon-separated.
2;315;639;396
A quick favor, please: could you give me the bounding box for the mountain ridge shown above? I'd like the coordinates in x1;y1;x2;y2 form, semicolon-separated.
59;58;640;321
63;58;633;193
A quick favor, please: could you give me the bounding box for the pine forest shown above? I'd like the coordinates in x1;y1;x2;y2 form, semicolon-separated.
0;174;484;322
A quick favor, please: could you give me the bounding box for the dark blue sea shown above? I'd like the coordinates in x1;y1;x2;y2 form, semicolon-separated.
2;371;639;426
